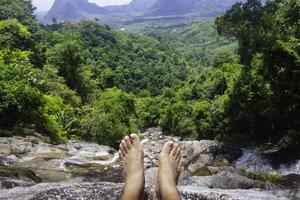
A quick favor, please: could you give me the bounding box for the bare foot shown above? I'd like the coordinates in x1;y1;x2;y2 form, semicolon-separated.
119;134;145;200
157;141;182;200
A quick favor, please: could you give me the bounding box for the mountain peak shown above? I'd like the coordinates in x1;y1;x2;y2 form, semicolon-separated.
44;0;243;22
45;0;107;21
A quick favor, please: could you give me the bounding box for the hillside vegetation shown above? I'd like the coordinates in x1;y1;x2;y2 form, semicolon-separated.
142;19;238;66
0;0;299;150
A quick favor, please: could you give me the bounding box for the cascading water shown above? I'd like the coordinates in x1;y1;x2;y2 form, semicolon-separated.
233;149;275;174
233;149;300;175
279;159;300;175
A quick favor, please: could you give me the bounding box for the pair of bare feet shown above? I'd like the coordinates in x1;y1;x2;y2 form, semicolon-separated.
118;134;182;200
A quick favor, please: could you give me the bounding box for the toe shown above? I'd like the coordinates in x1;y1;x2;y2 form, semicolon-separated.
178;160;183;171
121;140;128;153
118;150;124;160
175;148;181;160
124;136;132;149
176;153;181;164
171;143;179;157
130;134;140;146
161;141;174;155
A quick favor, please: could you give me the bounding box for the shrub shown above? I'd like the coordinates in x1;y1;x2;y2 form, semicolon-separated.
39;95;79;142
0;62;43;129
241;171;283;182
81;88;138;148
160;101;197;139
136;97;163;128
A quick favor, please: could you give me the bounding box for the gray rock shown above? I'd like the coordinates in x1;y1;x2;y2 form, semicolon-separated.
179;186;290;200
142;128;242;171
0;138;11;155
275;174;300;190
67;141;116;161
9;138;32;155
0;165;42;183
0;155;18;166
0;127;299;200
206;166;238;175
15;157;73;182
0;182;290;200
0;177;35;189
0;128;242;188
145;167;158;186
28;143;69;159
0;136;121;184
189;171;270;190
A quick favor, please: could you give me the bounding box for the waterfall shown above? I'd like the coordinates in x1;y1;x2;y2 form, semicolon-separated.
233;149;300;175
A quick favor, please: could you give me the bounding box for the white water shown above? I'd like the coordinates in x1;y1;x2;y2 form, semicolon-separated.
279;159;300;175
234;149;300;175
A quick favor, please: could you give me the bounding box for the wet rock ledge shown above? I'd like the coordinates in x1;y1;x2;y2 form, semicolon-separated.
0;128;299;200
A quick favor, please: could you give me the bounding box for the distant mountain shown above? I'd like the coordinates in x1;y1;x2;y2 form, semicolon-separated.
35;11;48;19
44;0;243;23
45;0;107;21
147;0;198;16
104;0;157;15
125;0;158;14
147;0;244;16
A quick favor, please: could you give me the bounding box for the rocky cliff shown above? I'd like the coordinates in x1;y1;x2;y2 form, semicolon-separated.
0;128;299;199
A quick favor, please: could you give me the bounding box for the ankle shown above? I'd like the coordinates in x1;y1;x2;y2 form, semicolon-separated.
126;173;144;185
159;177;177;190
159;171;177;184
160;187;180;200
127;170;144;178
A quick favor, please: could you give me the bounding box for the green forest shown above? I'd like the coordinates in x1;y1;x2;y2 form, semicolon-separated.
0;0;299;150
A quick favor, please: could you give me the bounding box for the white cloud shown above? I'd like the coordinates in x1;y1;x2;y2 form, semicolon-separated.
32;0;55;11
32;0;132;11
89;0;132;6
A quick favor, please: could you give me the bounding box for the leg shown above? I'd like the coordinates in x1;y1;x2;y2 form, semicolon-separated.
119;134;145;200
157;141;182;200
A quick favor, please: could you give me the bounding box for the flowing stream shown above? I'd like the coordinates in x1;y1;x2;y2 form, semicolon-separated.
234;149;300;175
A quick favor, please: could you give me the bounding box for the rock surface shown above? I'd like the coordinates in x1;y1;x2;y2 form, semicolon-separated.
0;127;299;199
0;182;293;200
0;136;121;184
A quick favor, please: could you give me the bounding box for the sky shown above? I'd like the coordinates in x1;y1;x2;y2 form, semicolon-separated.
32;0;132;11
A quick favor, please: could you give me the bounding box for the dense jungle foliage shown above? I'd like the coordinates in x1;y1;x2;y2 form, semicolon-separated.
0;0;299;149
143;19;239;66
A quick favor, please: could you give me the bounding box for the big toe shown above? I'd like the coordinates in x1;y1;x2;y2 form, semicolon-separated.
161;141;174;155
130;134;141;146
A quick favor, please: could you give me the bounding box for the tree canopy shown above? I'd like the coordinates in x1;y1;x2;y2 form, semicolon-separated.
0;0;298;150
